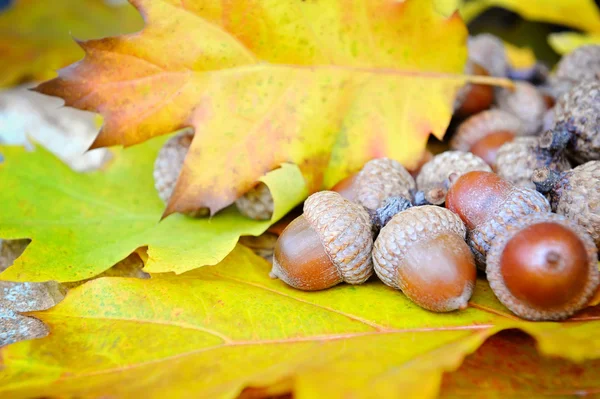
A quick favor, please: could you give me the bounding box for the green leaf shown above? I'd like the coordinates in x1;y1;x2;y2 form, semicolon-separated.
0;136;307;282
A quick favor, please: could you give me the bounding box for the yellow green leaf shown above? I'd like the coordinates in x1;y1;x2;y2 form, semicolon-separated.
460;0;600;33
2;246;599;398
503;42;537;69
0;136;307;282
0;0;143;87
35;0;499;215
548;32;600;55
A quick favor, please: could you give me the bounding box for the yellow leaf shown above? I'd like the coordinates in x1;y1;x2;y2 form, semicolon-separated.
503;42;537;69
35;0;509;215
548;32;600;55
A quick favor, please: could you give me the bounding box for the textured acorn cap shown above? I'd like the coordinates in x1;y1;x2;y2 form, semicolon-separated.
302;191;374;284
416;151;491;205
451;109;524;152
555;45;600;82
496;82;547;135
487;212;599;321
355;158;416;210
542;161;600;247
495;137;571;189
469;186;551;269
235;182;274;220
468;34;509;78
553;80;600;162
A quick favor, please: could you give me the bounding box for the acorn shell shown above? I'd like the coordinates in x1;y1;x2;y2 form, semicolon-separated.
303;191;374;284
468;34;508;78
235;182;274;220
416;151;491;204
469;186;551;269
553;80;600;162
496;82;547;135
451;109;524;152
548;161;600;247
495;137;571;189
487;212;599;321
355;158;416;210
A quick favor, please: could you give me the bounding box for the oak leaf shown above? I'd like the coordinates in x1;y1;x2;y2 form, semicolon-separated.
1;246;600;398
0;0;143;87
35;0;484;215
0;135;306;282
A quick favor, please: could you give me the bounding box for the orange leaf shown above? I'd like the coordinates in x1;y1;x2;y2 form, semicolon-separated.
36;0;476;215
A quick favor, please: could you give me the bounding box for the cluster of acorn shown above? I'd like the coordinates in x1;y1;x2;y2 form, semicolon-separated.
153;38;600;321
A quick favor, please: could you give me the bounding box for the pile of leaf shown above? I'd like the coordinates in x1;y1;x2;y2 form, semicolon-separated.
1;0;600;397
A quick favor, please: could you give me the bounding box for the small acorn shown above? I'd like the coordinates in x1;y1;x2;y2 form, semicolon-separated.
487;212;599;321
496;82;548;135
552;80;600;162
153;131;209;217
533;161;600;247
451;109;524;167
454;61;495;117
552;45;600;97
235;183;274;220
270;191;373;291
495;130;572;189
415;151;491;205
446;171;551;269
372;206;476;312
331;173;359;202
468;34;509;78
354;158;416;210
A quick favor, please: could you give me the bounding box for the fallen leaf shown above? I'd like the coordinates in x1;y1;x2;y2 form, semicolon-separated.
2;246;600;398
548;32;600;55
503;42;537;69
0;0;143;87
35;0;507;215
0;135;307;282
460;0;600;33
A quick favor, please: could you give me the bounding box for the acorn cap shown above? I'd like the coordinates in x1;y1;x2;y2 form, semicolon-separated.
536;161;600;247
303;191;374;284
451;109;524;152
468;34;509;78
495;136;571;189
416;151;491;205
153;131;209;217
553;80;600;162
235;182;274;220
487;212;599;321
496;82;547;135
469;186;551;268
555;45;600;83
355;158;416;210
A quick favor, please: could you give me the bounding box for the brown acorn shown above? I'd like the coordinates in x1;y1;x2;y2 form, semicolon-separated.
552;80;600;162
454;61;495;117
451;109;524;167
496;82;548;135
153;131;209;217
533;161;600;247
235;183;274;220
446;171;551;269
495;131;572;189
487;212;599;321
354;158;416;211
270;191;373;291
415;151;491;205
372;206;476;312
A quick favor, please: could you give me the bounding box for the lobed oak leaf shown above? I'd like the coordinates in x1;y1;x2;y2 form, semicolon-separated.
34;0;503;215
0;135;307;282
0;0;143;87
1;246;600;398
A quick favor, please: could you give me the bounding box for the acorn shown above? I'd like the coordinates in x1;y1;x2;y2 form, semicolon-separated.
372;206;476;312
270;191;373;291
235;183;274;220
487;212;599;321
446;171;551;269
415;151;491;205
454;61;495;117
354;158;416;211
331;173;358;202
451;110;524;167
153;131;209;217
533;161;600;247
496;82;548;135
495;130;572;189
468;34;509;78
552;80;600;163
